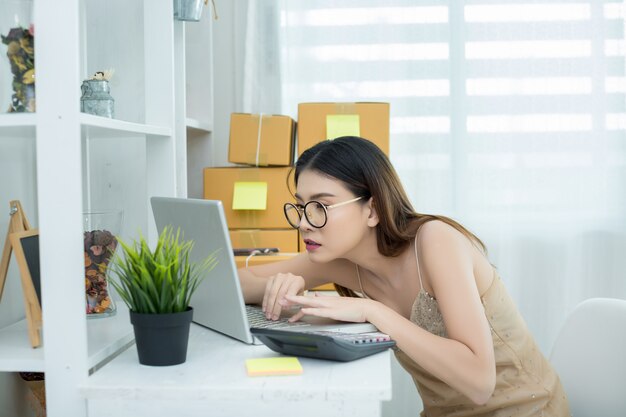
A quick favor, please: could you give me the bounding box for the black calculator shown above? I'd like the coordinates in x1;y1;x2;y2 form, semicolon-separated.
251;328;396;362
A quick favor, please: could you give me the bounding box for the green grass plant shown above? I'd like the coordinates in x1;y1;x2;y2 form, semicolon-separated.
109;226;218;314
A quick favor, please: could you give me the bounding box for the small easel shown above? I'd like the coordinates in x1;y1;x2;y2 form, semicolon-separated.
0;200;42;347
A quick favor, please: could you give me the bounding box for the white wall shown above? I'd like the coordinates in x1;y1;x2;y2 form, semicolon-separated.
185;8;215;199
210;0;247;169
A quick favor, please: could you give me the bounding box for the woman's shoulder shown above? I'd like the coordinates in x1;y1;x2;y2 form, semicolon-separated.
415;219;493;290
415;219;480;265
417;219;468;244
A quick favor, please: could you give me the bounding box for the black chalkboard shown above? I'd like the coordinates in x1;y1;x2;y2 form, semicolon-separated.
19;234;40;305
6;226;42;347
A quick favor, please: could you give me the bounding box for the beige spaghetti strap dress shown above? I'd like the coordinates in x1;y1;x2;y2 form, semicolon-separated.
356;238;570;416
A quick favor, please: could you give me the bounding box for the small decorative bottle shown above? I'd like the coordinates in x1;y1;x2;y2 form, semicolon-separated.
80;69;115;118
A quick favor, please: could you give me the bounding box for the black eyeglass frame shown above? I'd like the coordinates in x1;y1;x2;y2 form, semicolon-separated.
283;196;364;229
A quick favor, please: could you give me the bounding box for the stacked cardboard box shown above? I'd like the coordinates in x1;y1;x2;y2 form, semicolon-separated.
297;102;390;156
205;113;299;259
203;166;299;250
228;113;295;166
204;103;390;291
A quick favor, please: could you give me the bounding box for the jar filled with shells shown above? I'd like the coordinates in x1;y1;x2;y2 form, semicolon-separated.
83;210;123;318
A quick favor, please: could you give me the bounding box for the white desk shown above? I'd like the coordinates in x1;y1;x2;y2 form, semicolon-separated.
81;323;393;417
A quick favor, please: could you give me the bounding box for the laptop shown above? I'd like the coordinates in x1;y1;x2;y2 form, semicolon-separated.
150;197;377;345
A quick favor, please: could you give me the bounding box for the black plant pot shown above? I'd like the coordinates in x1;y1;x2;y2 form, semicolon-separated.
129;307;193;366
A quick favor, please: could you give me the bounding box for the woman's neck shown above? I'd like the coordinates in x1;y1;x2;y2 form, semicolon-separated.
344;233;414;286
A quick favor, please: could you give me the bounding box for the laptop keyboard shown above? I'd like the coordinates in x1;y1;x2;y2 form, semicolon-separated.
245;305;310;329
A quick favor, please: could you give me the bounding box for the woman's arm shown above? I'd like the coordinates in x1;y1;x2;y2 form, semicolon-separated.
238;266;270;305
369;305;495;405
238;253;356;317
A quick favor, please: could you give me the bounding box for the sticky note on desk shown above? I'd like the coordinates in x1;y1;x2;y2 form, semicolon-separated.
245;357;303;376
326;114;360;139
232;182;267;210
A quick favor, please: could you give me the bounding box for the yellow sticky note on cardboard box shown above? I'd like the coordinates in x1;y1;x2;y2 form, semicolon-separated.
232;182;267;210
326;114;360;139
245;357;303;376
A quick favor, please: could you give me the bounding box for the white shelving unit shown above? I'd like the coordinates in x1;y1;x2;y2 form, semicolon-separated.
185;116;213;133
81;114;172;138
0;113;36;127
0;0;208;415
0;304;133;373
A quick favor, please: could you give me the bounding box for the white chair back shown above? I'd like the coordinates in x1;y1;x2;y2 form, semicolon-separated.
550;298;626;417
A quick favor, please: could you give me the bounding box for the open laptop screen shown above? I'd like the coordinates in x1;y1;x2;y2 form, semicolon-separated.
151;197;256;344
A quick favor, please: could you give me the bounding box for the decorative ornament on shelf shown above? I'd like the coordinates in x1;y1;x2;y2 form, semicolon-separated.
80;68;115;118
1;21;35;113
174;0;218;22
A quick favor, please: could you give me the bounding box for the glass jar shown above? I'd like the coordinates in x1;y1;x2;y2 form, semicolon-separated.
0;0;35;113
83;210;123;318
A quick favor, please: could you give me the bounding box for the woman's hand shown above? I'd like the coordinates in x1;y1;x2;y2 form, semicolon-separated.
262;273;305;320
282;293;376;323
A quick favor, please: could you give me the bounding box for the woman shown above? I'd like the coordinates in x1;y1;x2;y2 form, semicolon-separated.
238;136;569;416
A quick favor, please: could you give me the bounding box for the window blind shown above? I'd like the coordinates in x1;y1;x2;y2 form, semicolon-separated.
278;1;626;224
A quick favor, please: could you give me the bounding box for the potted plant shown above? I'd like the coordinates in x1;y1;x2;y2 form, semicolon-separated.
109;226;218;366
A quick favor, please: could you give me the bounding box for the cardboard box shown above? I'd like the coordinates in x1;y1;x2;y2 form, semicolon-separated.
234;253;298;269
204;167;294;229
229;229;299;253
234;253;335;291
297;102;390;156
229;113;295;166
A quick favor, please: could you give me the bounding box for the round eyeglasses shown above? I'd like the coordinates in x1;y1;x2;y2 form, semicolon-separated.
283;196;363;229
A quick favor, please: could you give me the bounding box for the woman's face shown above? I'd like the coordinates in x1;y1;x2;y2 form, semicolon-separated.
294;170;372;263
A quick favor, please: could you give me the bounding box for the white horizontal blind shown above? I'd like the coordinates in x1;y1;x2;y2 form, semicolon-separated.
462;1;626;225
280;1;455;215
279;0;626;224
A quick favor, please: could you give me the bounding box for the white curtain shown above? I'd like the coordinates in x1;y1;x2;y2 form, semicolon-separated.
242;1;282;114
244;0;626;355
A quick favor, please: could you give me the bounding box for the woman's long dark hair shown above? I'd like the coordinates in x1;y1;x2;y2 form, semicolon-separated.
295;136;486;297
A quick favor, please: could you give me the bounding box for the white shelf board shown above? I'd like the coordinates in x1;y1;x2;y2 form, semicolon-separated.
185;117;213;133
0;113;36;127
81;113;172;138
0;114;36;138
0;304;134;373
85;304;135;372
0;320;44;372
81;324;391;402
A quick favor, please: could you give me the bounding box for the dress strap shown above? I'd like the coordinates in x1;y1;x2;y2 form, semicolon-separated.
414;233;426;294
355;264;371;299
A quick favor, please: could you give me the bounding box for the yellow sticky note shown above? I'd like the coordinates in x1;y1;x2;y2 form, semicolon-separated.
246;357;303;376
232;182;267;210
326;114;360;140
